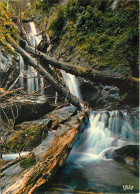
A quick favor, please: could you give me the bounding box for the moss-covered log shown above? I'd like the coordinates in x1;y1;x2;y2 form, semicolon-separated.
6;36;86;110
18;38;139;91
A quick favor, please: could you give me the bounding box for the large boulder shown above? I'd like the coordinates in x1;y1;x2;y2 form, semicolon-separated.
113;145;139;166
0;95;53;125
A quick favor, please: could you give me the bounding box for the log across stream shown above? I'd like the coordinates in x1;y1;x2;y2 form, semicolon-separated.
39;110;139;194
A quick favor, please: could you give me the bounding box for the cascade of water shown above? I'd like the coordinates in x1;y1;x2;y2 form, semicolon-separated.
68;111;138;163
40;76;44;95
27;22;43;94
27;66;35;94
19;54;24;87
29;22;41;47
61;70;82;100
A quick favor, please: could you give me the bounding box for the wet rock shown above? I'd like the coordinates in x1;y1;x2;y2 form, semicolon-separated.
128;108;139;131
80;80;101;108
113;145;139;166
97;85;119;106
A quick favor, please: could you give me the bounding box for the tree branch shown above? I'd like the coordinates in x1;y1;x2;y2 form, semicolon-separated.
17;38;139;91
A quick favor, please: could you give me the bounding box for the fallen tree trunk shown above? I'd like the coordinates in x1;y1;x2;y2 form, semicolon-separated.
6;36;86;110
18;39;139;91
3;110;89;194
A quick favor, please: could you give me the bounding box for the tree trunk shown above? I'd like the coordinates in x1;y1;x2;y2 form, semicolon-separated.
18;39;139;91
6;35;86;110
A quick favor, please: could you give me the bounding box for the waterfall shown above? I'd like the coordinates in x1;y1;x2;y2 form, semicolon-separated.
68;110;138;163
27;22;44;94
61;70;82;100
27;66;35;94
29;22;41;47
19;54;24;87
19;53;39;94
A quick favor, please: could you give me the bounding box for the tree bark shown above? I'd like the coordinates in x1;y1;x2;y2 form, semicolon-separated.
18;39;139;91
6;36;86;110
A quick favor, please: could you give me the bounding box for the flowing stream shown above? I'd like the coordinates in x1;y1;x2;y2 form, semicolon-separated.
42;75;139;193
43;110;139;193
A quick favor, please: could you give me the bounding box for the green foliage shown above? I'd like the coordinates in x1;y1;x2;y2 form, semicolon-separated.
33;0;61;11
49;6;66;37
46;0;138;77
20;154;36;169
0;2;18;52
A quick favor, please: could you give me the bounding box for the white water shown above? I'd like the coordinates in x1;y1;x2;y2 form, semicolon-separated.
27;66;35;94
19;55;24;87
68;111;137;164
19;54;39;93
29;22;41;47
40;75;44;95
61;70;82;100
27;22;43;94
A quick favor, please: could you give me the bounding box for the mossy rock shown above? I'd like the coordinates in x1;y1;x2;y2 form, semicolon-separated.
6;130;25;152
6;124;48;152
1;96;53;125
25;124;48;149
113;145;139;165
